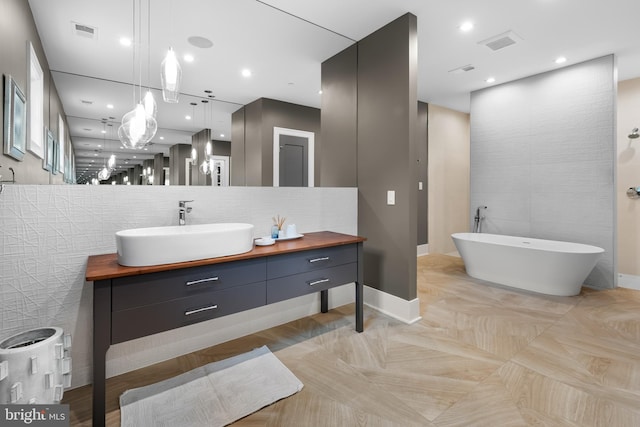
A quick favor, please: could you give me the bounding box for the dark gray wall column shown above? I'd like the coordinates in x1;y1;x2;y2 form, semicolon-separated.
169;143;191;186
230;107;246;186
417;102;428;245
357;13;418;301
320;44;358;187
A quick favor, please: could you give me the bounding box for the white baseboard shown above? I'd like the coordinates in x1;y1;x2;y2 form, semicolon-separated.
618;274;640;291
417;244;429;257
364;285;422;324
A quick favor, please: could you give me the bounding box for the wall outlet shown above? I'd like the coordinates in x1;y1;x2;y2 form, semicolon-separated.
387;190;396;205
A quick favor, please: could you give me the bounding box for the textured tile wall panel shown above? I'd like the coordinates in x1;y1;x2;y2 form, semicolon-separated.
0;185;357;387
471;55;616;289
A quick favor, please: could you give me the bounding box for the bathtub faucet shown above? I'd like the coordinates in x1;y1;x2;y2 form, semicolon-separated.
473;205;487;233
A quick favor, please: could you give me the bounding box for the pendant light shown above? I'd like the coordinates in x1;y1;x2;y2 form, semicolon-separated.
161;0;181;103
107;154;116;171
119;0;157;149
161;48;182;103
142;0;157;118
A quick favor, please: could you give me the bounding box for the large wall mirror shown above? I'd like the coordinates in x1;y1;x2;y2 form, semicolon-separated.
25;0;354;185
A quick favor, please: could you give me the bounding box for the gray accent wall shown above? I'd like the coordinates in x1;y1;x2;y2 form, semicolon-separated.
319;13;419;301
417;102;428;245
231;107;246;185
169;143;192;186
0;0;69;184
321;44;358;187
470;55;616;289
230;98;320;186
357;14;418;301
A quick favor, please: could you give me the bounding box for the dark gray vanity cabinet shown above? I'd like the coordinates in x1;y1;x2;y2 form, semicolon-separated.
267;245;358;304
86;231;365;427
110;258;267;343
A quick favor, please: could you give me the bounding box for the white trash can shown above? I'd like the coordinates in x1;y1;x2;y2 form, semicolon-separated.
0;327;72;404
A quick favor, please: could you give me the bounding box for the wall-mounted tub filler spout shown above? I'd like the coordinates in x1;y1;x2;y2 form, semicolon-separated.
473;205;487;233
629;128;639;139
178;200;193;226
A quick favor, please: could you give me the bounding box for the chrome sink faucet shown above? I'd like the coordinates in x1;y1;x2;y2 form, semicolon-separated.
178;200;193;226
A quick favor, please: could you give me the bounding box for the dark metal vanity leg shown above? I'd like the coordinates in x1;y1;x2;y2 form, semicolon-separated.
355;281;363;332
320;289;329;313
355;241;364;332
93;280;112;427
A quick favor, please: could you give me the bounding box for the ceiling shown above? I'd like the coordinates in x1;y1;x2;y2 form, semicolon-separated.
27;0;640;183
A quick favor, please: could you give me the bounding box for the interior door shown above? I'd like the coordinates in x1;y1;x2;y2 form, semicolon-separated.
279;134;308;187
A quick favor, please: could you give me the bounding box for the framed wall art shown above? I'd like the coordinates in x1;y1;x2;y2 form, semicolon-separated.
3;75;27;161
27;41;44;159
43;127;54;171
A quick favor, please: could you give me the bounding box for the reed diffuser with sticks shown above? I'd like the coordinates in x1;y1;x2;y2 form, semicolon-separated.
272;215;286;238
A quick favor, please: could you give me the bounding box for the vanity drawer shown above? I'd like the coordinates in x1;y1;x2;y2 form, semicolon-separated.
112;258;266;311
267;244;357;279
267;262;357;304
111;281;266;344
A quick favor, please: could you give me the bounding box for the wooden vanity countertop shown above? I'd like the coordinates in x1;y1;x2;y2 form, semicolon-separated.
86;231;365;282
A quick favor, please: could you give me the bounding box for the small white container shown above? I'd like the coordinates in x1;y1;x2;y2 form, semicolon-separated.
0;327;71;404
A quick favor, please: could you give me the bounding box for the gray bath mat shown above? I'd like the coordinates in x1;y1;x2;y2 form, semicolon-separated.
120;345;303;427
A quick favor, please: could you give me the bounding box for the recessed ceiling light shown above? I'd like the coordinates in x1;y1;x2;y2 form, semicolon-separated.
220;134;225;138
143;148;148;151
241;69;252;78
133;156;137;159
318;90;323;95
120;37;132;47
91;160;95;162
459;21;474;32
183;54;194;63
159;136;164;140
106;104;114;109
555;56;567;64
486;77;496;83
101;130;106;134
97;144;102;148
187;36;213;49
185;115;192;120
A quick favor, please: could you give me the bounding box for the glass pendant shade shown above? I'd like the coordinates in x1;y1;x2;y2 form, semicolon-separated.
199;159;211;175
205;141;212;156
161;48;182;103
107;154;116;171
143;90;157;118
119;104;157;148
98;166;111;181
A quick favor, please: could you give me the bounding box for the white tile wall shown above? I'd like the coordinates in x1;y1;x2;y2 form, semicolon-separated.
470;55;616;289
0;185;357;387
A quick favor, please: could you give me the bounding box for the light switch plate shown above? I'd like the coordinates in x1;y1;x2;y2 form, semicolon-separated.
387;190;395;205
418;181;423;190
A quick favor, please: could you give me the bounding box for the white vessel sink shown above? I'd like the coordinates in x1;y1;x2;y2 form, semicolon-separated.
116;223;255;267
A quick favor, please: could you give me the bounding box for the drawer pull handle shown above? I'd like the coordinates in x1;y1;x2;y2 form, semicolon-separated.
308;257;330;263
185;305;218;316
185;277;219;286
308;278;330;287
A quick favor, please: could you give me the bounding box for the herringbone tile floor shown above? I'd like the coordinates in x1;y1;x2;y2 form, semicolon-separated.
65;254;640;426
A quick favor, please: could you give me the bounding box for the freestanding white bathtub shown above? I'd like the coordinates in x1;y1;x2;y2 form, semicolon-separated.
451;233;604;296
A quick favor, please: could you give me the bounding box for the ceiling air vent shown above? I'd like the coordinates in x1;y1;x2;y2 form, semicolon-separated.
72;22;98;40
478;31;522;52
448;64;476;75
